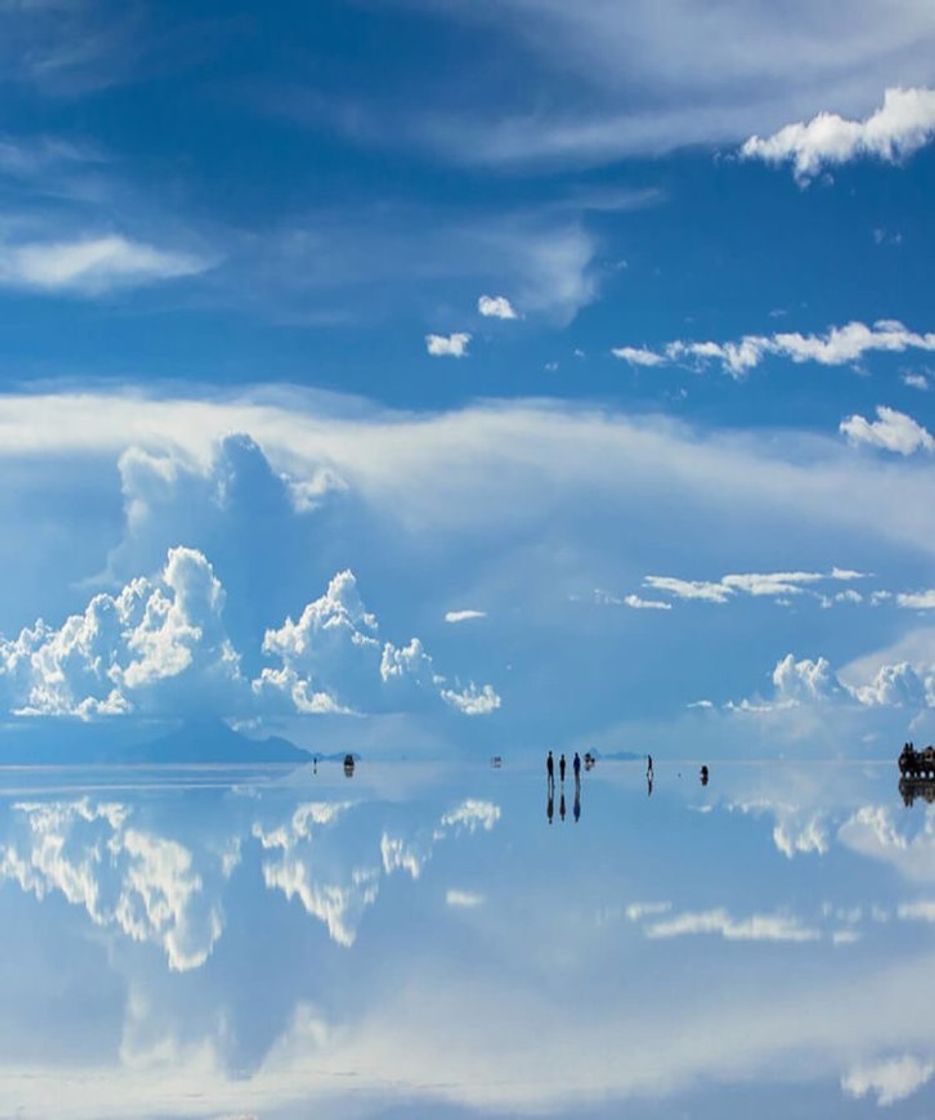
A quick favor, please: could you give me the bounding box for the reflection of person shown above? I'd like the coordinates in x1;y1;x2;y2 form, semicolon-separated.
559;754;566;783
573;784;581;822
647;754;654;776
573;752;581;781
559;792;566;821
546;751;554;785
547;789;554;824
647;773;653;797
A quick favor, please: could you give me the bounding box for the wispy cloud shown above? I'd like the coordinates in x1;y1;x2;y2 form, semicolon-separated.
445;610;487;623
613;320;935;379
842;1054;935;1107
0;234;212;295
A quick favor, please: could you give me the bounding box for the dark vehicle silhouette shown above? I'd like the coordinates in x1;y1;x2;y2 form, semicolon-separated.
899;743;935;778
343;753;355;777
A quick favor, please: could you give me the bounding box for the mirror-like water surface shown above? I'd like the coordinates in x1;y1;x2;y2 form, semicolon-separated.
0;760;932;1118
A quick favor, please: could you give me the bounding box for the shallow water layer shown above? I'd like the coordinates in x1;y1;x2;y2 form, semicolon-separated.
0;759;932;1118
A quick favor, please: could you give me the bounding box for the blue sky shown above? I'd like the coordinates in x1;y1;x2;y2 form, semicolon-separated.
0;0;934;754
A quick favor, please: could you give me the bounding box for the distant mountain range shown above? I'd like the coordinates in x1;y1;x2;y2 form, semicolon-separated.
0;718;310;765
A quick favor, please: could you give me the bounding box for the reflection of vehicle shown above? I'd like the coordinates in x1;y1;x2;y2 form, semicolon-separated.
343;753;355;777
899;777;935;807
898;744;935;778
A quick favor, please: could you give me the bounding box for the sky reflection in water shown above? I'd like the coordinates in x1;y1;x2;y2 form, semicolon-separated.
0;760;933;1118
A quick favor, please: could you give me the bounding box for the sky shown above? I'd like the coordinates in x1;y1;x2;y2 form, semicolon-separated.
0;0;934;755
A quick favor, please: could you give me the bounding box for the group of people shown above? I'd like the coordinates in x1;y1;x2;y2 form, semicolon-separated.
546;750;581;786
545;750;581;824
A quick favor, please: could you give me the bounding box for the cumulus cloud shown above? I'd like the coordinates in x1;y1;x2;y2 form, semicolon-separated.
613;320;935;379
254;570;500;717
0;234;210;295
477;294;518;320
741;87;935;183
772;654;847;704
842;1054;935;1107
440;682;502;715
0;546;244;719
426;332;471;357
0;798;224;971
840;406;934;454
444;609;486;623
903;372;929;390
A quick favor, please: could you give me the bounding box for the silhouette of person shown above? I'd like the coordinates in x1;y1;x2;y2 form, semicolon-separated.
647;753;654;776
700;764;709;786
547;789;554;824
559;792;566;821
573;752;581;781
559;754;566;783
573;784;581;822
546;750;554;786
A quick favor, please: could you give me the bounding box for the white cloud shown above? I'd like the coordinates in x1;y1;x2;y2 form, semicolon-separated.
624;901;672;922
477;294;518;320
426;332;471;358
842;1054;934;1107
623;594;671;610
0;234;210;295
440;799;501;833
897;590;935;610
741;87;935;183
446;888;485;908
0;798;224;971
0;546;244;719
445;609;486;623
898;900;935;923
903;372;929;390
772;654;846;704
721;571;825;597
617;320;935;379
441;682;502;716
255;570;499;718
840;406;934;454
611;345;666;367
643;576;732;604
643;906;820;942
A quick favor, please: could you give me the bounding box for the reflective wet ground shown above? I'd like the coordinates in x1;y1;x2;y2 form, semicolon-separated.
0;759;932;1118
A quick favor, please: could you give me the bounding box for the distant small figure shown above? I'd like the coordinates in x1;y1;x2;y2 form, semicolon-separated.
584;752;596;771
559;792;566;822
547;790;554;824
573;784;581;822
700;764;709;786
573;752;581;782
343;753;355;777
491;755;503;768
546;750;554;785
647;753;654;776
313;757;318;775
559;754;566;783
